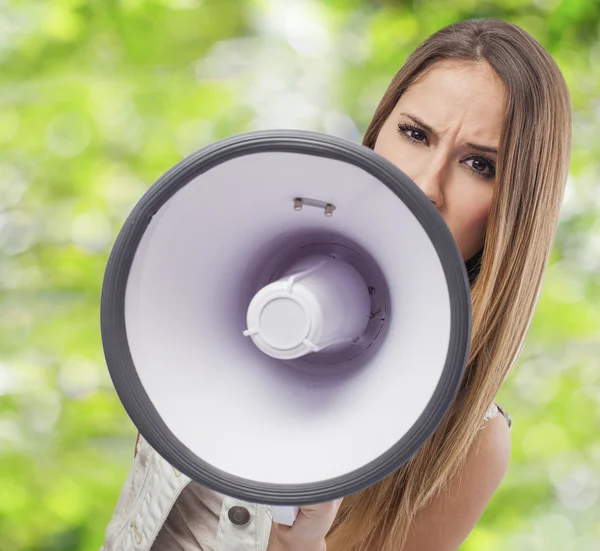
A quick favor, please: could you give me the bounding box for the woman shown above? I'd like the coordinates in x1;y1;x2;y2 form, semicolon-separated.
100;18;572;551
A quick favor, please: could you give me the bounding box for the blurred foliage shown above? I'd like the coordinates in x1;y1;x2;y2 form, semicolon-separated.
0;0;599;550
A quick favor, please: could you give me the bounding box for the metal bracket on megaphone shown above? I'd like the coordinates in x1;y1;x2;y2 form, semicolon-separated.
293;196;336;217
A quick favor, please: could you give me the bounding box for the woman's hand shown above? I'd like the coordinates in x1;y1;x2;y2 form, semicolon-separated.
267;499;343;551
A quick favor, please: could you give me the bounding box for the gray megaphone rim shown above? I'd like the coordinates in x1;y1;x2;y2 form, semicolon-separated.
100;129;472;505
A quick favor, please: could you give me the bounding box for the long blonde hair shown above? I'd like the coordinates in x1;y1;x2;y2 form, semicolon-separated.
326;19;572;551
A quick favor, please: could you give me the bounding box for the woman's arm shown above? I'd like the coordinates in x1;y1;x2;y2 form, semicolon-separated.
398;413;512;551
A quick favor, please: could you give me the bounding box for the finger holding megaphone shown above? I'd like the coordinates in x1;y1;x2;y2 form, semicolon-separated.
100;130;470;530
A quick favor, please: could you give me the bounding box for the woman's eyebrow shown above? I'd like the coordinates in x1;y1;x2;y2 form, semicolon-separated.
465;142;498;154
400;112;436;134
399;112;498;154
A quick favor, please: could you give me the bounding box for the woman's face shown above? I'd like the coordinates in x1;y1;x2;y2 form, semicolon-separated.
374;60;507;261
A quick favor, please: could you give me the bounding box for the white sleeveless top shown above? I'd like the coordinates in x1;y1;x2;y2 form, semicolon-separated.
99;403;511;551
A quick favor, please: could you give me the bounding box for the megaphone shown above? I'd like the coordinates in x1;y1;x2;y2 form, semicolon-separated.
100;129;471;526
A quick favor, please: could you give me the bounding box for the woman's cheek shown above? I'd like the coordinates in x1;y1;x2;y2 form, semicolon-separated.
471;203;491;234
465;202;492;256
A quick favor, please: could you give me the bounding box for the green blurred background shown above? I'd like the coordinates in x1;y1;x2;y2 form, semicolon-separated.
0;0;599;549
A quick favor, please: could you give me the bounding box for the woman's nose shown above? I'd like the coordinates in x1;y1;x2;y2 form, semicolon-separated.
415;169;444;209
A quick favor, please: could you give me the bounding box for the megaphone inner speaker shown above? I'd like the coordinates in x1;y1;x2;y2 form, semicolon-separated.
101;131;470;504
244;234;389;370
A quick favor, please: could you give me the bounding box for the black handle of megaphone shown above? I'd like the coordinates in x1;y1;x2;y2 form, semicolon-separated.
271;505;300;526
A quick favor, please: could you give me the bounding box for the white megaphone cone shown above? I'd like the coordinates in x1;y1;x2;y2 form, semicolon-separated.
100;129;471;529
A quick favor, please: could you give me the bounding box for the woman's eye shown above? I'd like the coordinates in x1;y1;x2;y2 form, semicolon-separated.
408;129;426;141
397;124;428;144
464;157;496;178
